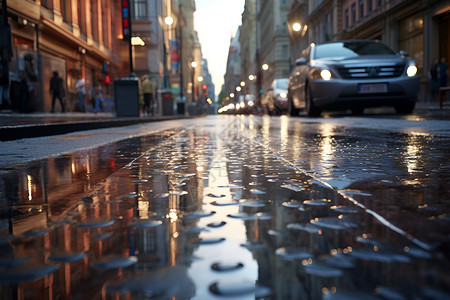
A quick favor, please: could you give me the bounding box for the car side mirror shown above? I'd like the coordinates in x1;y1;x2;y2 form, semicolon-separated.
399;50;409;57
295;58;307;66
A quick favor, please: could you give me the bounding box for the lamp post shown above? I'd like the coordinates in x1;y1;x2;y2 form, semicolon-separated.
191;61;197;108
128;1;135;77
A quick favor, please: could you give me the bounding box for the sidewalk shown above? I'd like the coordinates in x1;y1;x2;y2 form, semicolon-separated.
0;110;190;141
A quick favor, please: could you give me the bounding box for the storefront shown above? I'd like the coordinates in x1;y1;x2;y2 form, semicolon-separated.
4;1;121;113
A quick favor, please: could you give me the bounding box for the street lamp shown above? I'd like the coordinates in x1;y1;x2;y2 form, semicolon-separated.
191;61;197;106
164;16;174;26
248;75;255;81
292;22;302;32
262;64;269;71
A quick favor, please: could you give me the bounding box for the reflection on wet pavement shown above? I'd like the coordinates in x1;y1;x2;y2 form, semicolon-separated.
0;116;449;299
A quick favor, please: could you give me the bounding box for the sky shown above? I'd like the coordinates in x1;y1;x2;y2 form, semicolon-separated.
194;0;245;98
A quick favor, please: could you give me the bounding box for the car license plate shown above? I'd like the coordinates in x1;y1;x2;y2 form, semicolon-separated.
359;83;388;93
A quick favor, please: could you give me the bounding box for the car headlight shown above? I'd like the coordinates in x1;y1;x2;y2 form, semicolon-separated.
279;92;287;99
406;65;417;77
320;69;332;80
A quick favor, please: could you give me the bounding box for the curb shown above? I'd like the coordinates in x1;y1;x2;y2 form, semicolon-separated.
0;115;194;142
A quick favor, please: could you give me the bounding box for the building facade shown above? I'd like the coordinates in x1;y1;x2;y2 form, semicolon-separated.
223;27;241;105
239;0;257;97
1;0;205;114
4;0;125;113
256;0;293;106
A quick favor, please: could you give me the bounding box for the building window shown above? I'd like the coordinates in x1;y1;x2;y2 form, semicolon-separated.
345;9;349;28
134;0;148;20
41;0;52;9
351;3;356;24
367;0;373;12
282;44;288;58
359;0;364;18
61;0;72;23
378;0;382;7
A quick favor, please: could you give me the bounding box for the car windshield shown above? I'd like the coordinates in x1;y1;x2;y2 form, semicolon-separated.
275;79;289;89
314;41;396;59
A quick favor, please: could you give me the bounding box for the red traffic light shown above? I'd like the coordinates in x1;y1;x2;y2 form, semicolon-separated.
202;84;207;90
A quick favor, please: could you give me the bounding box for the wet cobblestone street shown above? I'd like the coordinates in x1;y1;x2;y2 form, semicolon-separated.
0;116;449;299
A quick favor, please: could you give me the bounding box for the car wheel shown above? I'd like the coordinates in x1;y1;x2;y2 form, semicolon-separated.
288;92;300;116
395;102;415;114
305;85;321;117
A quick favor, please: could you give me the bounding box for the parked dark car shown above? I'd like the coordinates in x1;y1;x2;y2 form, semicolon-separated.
264;78;289;114
288;40;420;117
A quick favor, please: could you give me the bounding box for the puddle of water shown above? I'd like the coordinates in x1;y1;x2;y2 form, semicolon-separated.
0;120;449;299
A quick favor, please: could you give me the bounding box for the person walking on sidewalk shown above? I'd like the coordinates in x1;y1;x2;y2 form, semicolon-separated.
92;82;104;113
75;75;86;112
429;58;440;102
141;74;155;116
21;53;38;112
49;71;65;113
439;57;449;87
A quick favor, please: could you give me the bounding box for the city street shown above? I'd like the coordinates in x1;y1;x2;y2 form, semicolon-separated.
0;111;450;299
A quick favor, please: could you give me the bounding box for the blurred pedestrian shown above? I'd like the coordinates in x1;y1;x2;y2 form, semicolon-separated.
92;82;103;113
429;58;440;101
75;75;86;112
0;49;11;109
49;71;65;113
141;74;155;116
20;53;38;112
439;57;449;87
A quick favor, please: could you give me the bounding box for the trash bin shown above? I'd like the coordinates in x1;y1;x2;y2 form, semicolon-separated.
161;89;174;115
177;101;185;115
188;103;197;116
114;77;140;117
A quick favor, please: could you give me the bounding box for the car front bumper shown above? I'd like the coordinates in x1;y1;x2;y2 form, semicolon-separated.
309;76;420;109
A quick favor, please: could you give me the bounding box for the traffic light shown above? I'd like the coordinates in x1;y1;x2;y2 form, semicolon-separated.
122;0;131;40
202;84;207;90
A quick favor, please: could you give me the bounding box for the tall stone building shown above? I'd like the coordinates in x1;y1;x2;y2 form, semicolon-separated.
131;0;198;114
256;0;293;101
239;0;257;96
223;27;241;104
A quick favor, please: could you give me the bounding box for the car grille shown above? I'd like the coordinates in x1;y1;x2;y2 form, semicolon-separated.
337;65;404;79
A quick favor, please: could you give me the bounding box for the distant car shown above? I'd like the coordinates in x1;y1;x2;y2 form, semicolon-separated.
235;94;256;114
288;40;420;117
265;78;289;114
